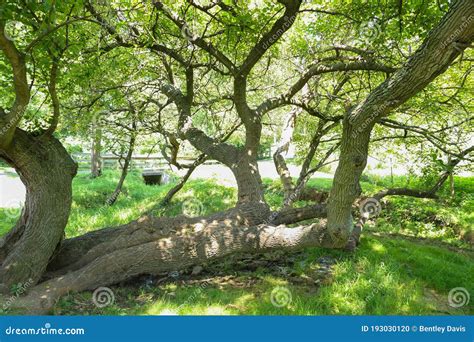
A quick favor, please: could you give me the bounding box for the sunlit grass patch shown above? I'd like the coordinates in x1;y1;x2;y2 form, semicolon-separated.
54;233;473;315
2;171;473;315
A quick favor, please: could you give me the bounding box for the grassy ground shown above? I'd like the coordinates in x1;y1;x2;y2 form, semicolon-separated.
1;170;473;315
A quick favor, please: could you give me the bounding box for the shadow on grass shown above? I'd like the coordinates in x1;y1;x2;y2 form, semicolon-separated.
52;234;473;316
2;172;473;315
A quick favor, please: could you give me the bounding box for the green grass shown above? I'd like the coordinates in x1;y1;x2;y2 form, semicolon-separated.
65;170;236;238
54;234;473;315
1;169;473;315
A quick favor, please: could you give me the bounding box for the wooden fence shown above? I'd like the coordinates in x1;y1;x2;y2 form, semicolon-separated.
72;153;216;171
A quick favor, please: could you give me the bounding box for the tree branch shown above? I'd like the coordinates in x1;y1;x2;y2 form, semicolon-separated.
0;21;30;148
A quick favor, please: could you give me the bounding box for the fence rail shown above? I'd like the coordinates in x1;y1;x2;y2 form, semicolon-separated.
71;153;217;171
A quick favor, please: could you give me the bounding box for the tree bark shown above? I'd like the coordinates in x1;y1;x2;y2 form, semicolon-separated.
4;0;473;312
327;0;474;243
0;129;77;292
182;127;267;206
327;122;371;247
15;217;329;313
0;23;30;149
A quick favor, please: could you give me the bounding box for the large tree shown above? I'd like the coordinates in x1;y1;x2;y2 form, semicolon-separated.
0;0;472;312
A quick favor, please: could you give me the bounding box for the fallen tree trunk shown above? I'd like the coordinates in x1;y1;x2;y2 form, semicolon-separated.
14;217;331;313
3;200;329;313
46;200;328;275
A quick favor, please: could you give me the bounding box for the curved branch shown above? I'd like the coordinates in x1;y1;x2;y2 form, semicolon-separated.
0;22;30;148
256;61;396;116
238;0;302;77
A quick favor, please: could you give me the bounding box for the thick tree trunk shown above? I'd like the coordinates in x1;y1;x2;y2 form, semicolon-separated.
46;202;278;275
182;127;267;206
0;129;77;292
327;0;474;244
326;121;371;247
4;0;473;313
232;152;267;206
